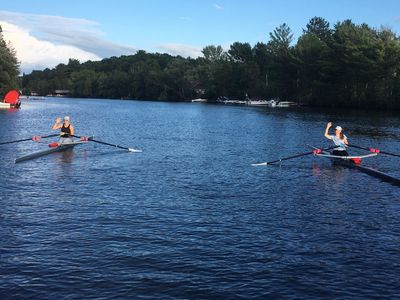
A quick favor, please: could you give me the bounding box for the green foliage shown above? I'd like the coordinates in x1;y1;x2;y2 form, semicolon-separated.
228;42;253;63
21;18;400;109
304;17;332;42
268;23;293;56
202;45;227;63
0;25;20;95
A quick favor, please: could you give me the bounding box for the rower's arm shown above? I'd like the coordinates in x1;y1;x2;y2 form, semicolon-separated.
324;123;332;140
52;118;62;130
70;125;75;136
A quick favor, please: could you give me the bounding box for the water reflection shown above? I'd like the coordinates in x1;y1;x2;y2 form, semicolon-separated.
1;98;400;299
59;148;74;163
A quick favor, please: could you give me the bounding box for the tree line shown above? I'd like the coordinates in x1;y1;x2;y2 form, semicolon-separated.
0;25;20;96
5;18;400;109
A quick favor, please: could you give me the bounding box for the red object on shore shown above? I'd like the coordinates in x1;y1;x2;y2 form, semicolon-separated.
3;90;20;105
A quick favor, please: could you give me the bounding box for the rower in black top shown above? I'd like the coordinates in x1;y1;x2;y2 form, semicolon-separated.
52;116;75;145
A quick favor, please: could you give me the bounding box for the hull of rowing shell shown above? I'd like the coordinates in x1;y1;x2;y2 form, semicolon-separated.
331;158;400;186
15;141;85;163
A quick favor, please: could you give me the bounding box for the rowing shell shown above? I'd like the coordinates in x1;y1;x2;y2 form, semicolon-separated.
313;147;400;186
15;140;86;163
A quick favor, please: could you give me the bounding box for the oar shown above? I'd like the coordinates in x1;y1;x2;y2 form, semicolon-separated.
73;135;142;152
252;146;336;166
0;133;59;145
348;144;400;158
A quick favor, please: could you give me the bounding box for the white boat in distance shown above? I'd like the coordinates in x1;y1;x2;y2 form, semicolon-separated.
28;96;46;100
266;100;298;107
276;101;297;107
246;99;285;107
216;97;299;107
216;96;247;105
191;98;207;103
246;100;270;106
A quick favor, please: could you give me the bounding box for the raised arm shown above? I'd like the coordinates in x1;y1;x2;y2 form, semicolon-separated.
52;117;62;130
324;122;332;140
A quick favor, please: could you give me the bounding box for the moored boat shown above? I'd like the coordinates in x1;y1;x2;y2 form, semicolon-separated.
216;96;246;105
1;89;21;109
266;99;278;107
0;102;13;109
246;99;270;106
276;101;298;107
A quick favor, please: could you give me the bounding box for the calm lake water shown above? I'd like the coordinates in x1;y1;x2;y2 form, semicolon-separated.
1;98;400;299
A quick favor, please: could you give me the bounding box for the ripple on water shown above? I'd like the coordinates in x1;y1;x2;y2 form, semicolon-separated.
1;99;400;299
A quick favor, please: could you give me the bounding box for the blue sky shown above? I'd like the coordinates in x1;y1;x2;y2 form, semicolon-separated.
1;0;399;73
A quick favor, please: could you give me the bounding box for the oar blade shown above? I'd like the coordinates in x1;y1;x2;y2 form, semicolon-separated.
251;162;268;166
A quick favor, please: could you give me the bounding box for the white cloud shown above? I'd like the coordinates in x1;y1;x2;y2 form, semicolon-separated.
156;43;203;58
2;22;100;73
214;4;223;10
0;11;215;74
0;10;137;73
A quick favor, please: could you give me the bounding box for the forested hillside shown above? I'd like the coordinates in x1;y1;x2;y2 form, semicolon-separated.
0;25;20;96
21;18;400;109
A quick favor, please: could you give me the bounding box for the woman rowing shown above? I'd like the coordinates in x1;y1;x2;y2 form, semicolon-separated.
52;116;75;145
324;122;349;156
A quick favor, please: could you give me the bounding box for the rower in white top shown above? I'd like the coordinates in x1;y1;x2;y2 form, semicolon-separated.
324;122;349;156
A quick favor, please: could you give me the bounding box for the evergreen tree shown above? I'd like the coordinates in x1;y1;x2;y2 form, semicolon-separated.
0;25;20;95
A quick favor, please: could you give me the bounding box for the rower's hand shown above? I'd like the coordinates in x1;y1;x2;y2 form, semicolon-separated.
56;117;61;123
327;122;332;128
